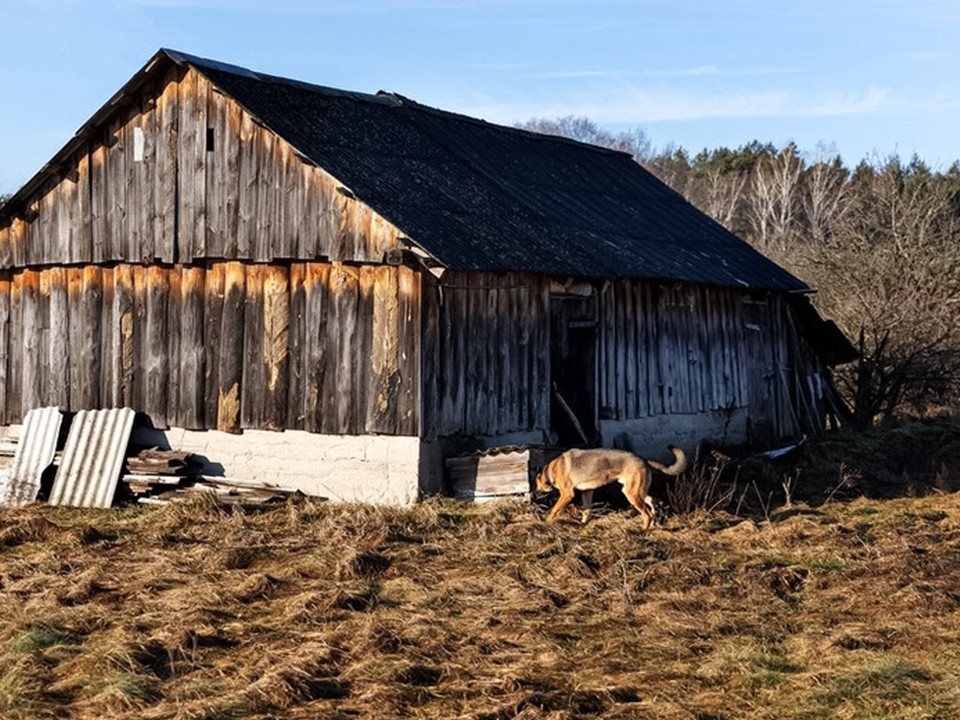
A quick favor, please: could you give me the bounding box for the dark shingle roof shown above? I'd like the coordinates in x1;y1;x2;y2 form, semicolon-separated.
4;49;810;292
176;51;806;291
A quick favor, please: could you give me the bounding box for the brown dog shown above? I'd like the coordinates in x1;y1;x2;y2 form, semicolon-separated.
535;445;687;526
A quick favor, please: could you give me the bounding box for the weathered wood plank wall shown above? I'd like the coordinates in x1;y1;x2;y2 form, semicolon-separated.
0;262;419;435
0;66;402;267
598;279;797;436
425;272;551;440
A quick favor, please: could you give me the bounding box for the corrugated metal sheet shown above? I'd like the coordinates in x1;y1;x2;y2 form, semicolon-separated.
48;408;136;508
0;407;63;508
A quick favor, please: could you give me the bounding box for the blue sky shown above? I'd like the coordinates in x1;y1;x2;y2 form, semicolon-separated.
2;0;959;195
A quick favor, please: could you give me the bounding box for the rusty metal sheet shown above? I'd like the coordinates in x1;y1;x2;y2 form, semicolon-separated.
0;407;63;508
48;408;136;508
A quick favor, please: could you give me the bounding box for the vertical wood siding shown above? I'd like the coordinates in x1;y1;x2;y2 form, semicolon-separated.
0;66;403;267
599;279;804;436
427;272;550;439
0;262;419;435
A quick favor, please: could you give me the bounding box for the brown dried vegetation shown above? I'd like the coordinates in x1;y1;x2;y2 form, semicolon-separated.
3;445;960;718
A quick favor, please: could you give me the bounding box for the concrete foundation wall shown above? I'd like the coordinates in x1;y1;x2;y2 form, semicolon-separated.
135;427;422;507
599;408;749;459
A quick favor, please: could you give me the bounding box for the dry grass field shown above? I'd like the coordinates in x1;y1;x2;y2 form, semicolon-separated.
3;421;960;719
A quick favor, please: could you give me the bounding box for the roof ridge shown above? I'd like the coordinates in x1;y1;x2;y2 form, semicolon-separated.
165;49;628;158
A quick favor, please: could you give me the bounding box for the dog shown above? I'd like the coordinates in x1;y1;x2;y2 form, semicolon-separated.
535;445;687;526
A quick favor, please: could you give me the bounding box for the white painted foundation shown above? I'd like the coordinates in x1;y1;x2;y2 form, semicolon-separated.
134;427;423;507
599;408;750;459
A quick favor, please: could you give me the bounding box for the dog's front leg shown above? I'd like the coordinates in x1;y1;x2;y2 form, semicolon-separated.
546;488;575;522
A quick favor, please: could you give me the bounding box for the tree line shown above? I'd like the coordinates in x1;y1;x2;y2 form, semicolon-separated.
519;116;960;428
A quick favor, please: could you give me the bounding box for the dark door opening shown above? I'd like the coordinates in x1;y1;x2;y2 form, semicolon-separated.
550;294;598;447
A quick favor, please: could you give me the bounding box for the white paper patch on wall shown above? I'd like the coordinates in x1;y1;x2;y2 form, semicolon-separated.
133;126;145;161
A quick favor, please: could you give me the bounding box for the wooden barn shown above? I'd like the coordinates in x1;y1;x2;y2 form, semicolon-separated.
0;49;853;504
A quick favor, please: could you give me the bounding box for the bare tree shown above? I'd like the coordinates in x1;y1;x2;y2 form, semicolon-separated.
801;144;850;242
516;115;652;163
746;144;804;250
797;156;960;426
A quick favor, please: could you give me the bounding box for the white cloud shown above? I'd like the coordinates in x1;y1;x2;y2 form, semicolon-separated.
455;84;892;126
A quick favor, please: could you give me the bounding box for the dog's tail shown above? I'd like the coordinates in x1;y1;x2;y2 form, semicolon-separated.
648;445;687;476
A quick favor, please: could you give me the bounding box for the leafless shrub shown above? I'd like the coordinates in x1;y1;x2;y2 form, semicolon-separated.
665;444;738;515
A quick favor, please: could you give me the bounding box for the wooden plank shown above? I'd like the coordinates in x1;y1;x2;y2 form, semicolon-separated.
123;111;143;262
165;267;182;424
98;267;116;407
138;90;159;262
0;224;10;270
499;276;516;433
179;266;205;429
623;279;638;419
241;264;265;428
236;110;258;260
205;84;227;259
438;275;466;435
262;264;290;430
35;270;54;408
397;265;419;436
144;266;170;427
418;271;440;441
633;283;646;417
32;185;51;266
0;274;10;423
366;265;398;434
601;282;616;419
312;168;337;260
299;162;319;259
177;69;204;262
155;67;179;263
108;116;126;261
6;273;22;421
223;95;242;256
116;265;136;408
645;284;663;415
529;277;549;432
48;268;69;409
331;264;359;434
516;279;531;431
276;141;299;259
254;126;276;262
286;263;306;430
89;140;109;264
482;277;499;434
691;286;707;412
14;216;30;269
218;262;245;432
20;270;41;414
203;263;226;427
353;266;372;431
81;267;103;409
462;275;484;435
305;263;330;433
76;150;94;263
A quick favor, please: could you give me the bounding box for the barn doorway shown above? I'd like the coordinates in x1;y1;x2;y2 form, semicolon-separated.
550;292;598;446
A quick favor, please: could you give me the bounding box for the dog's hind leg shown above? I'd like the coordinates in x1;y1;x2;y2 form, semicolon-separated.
621;471;655;529
579;489;594;524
